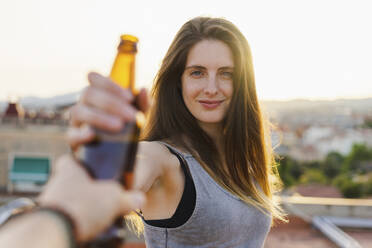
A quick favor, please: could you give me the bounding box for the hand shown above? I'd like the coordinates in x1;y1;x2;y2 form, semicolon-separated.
37;154;145;242
67;72;150;150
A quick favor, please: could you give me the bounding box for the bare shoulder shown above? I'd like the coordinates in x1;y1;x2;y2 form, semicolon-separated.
137;141;185;219
138;141;167;156
137;141;177;166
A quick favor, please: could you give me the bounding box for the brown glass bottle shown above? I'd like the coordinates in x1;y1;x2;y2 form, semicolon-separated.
77;35;143;248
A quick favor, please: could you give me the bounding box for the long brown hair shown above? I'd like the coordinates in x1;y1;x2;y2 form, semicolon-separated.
127;17;285;233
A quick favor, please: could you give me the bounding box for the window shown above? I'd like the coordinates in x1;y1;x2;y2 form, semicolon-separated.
8;155;51;193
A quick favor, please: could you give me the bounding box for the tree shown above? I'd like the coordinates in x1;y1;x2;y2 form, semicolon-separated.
299;169;328;185
277;156;304;187
342;143;372;173
365;177;372;195
304;160;322;170
332;174;365;198
340;181;364;198
332;174;350;189
362;118;372;129
322;151;344;179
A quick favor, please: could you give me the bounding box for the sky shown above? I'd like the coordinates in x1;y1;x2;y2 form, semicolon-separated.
0;0;371;101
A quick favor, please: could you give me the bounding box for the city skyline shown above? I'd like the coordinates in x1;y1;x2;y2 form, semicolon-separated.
1;0;372;101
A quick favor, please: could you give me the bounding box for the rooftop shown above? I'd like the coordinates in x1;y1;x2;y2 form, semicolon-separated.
265;216;372;248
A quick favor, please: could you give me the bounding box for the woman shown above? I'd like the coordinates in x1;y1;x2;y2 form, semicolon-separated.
69;17;285;247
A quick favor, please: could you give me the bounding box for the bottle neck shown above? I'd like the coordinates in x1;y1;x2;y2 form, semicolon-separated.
110;52;136;91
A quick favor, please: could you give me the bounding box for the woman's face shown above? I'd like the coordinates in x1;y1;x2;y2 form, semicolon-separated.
181;39;234;126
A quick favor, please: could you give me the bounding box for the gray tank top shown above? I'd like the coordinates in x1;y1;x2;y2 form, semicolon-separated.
142;142;272;248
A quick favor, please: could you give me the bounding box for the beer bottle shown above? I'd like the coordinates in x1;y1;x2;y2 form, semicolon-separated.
77;34;144;248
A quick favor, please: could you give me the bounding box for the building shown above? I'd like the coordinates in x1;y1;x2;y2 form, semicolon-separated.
0;101;69;194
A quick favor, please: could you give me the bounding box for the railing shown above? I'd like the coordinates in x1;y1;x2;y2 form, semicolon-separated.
281;195;372;218
312;216;362;248
280;195;372;248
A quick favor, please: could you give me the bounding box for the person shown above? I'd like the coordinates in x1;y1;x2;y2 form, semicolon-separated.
68;16;286;248
0;155;145;248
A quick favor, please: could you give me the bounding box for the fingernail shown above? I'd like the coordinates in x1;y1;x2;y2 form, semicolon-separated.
122;91;134;101
109;118;122;129
88;72;99;81
81;125;93;136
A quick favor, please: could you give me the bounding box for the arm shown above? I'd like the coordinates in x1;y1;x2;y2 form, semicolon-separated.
66;73;181;218
0;210;71;248
132;141;171;192
133;141;184;220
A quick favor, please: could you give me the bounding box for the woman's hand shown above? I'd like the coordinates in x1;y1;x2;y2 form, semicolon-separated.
37;154;145;242
67;72;150;150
